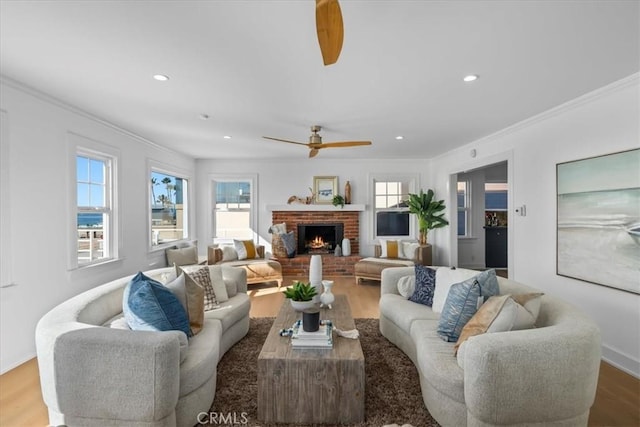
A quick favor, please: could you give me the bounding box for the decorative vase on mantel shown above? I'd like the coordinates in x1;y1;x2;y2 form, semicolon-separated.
344;181;352;204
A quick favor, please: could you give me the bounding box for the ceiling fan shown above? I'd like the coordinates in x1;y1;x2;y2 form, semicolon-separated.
316;0;344;65
263;126;372;158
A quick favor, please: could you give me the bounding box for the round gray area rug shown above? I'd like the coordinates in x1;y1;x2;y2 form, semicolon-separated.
201;317;440;427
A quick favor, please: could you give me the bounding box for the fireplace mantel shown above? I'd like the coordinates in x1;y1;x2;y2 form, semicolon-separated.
267;204;366;212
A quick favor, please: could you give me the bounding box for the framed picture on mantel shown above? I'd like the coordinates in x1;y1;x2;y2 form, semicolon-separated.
313;176;338;204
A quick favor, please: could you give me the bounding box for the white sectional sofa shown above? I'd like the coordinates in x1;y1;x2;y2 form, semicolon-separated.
379;266;601;427
36;265;250;427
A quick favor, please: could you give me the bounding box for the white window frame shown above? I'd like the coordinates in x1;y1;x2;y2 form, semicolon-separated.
147;160;192;251
67;132;120;270
209;173;258;245
457;180;472;238
369;173;418;242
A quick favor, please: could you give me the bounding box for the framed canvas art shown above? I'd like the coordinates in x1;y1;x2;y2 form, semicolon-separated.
313;176;338;204
556;148;640;294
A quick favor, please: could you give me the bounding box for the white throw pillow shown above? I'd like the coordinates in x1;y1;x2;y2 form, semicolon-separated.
397;275;416;299
208;265;229;303
432;267;480;314
221;245;238;262
486;298;518;333
401;241;420;260
511;293;544;330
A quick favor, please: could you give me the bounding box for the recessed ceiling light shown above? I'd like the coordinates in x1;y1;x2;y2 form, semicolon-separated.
199;114;210;120
463;74;478;82
153;74;169;81
395;136;404;140
223;135;232;139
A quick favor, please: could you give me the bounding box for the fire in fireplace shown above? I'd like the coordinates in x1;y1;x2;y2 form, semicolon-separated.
297;223;344;254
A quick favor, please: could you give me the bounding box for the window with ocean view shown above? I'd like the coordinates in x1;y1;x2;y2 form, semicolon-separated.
151;170;188;246
77;153;112;266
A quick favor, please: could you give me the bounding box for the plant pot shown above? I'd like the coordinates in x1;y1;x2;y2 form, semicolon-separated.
290;300;316;312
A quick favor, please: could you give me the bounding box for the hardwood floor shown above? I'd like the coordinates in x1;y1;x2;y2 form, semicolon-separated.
0;276;637;427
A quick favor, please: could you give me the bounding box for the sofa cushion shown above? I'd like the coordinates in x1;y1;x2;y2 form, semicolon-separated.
474;269;500;302
234;239;257;260
179;318;221;397
408;265;436;306
179;266;218;311
401;241;421;260
207;265;229;303
123;272;191;337
204;293;251;333
169;270;205;335
166;246;198;267
437;277;480;342
379;239;401;258
221;245;238;262
397;275;416;298
380;294;439;332
454;294;513;353
411;320;465;403
511;293;544;330
432;267;480;313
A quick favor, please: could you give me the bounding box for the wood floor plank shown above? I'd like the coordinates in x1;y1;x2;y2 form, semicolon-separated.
1;276;637;427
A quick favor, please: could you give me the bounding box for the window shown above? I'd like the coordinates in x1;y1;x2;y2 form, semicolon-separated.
214;180;252;241
150;170;188;246
374;180;411;238
485;183;508;210
76;152;113;265
457;181;470;237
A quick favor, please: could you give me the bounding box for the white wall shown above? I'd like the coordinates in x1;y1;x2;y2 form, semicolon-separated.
430;74;640;376
0;81;196;374
194;158;431;257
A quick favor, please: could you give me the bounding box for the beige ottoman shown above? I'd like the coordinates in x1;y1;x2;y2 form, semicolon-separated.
354;257;415;284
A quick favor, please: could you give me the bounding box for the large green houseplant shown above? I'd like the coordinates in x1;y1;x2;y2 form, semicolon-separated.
407;189;449;245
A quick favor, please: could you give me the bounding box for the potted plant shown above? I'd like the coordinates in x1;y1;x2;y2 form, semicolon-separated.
407;189;449;245
283;281;318;311
332;194;345;208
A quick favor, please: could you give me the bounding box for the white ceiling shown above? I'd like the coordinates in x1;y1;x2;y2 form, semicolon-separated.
1;1;638;160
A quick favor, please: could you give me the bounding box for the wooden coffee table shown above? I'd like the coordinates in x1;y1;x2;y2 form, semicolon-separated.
257;294;365;424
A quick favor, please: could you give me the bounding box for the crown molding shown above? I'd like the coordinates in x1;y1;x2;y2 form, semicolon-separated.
0;75;183;157
433;73;640;161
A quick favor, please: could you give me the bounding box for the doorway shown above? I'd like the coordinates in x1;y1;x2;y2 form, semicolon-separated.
455;161;509;277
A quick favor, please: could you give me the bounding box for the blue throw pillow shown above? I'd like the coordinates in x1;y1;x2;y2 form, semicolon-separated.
409;265;436;306
123;272;192;337
437;277;480;342
475;269;500;301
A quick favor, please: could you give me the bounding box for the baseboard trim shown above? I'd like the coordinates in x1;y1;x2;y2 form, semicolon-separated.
602;344;640;379
0;352;36;376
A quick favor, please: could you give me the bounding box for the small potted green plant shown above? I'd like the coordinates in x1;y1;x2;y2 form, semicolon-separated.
283;281;318;311
332;194;345;208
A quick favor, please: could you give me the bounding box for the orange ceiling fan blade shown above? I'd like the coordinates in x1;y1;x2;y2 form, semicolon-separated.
317;141;372;148
316;0;344;66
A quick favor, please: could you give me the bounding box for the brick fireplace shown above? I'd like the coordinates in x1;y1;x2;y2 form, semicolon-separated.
270;207;363;277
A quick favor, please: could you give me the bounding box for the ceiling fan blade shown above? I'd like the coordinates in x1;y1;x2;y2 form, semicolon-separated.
262;136;309;147
316;0;344;66
317;141;372;148
309;148;320;158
